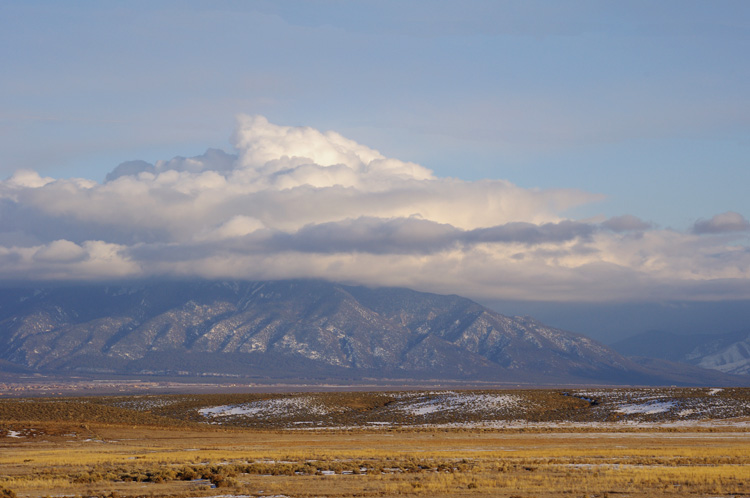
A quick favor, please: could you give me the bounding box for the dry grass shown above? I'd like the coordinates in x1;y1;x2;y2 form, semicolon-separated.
1;390;750;497
3;388;750;429
1;421;749;497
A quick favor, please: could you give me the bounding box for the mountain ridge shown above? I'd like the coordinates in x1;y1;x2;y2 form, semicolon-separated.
612;329;750;376
0;280;746;386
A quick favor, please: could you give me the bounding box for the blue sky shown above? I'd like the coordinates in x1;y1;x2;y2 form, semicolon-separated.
1;1;750;339
3;1;748;229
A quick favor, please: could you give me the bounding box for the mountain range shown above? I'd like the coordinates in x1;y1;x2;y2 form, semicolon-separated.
0;280;745;386
611;329;750;376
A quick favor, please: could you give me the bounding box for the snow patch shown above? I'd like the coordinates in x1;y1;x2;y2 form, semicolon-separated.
393;392;519;416
615;401;675;415
199;397;328;419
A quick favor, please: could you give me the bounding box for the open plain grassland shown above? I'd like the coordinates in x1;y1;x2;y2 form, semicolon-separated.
1;388;749;497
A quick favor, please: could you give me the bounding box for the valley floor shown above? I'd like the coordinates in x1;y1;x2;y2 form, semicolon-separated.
1;389;750;497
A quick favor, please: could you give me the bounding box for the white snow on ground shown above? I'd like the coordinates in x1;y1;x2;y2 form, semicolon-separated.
192;388;750;428
299;419;750;431
567;388;750;421
210;495;254;497
199;397;328;419
615;401;675;415
207;495;254;498
392;392;520;416
6;430;22;438
574;389;670;403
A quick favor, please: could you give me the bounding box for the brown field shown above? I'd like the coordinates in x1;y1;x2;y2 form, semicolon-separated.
1;391;749;497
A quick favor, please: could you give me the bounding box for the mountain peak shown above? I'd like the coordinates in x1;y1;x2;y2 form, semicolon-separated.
0;280;745;386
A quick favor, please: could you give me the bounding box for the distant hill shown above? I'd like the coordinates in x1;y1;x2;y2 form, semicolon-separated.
0;280;746;386
611;329;750;376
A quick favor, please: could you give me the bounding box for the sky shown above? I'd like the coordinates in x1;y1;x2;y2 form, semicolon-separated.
1;1;749;341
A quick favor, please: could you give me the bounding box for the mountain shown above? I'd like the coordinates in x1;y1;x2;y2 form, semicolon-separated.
0;280;745;385
611;329;750;376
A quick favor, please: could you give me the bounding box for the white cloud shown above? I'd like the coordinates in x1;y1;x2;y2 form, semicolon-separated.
0;115;747;301
6;169;54;188
0;240;137;281
33;239;87;263
203;215;266;241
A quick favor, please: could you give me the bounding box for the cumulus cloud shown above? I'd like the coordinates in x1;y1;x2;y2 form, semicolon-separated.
6;169;54;188
0;115;748;302
33;239;87;263
693;211;750;234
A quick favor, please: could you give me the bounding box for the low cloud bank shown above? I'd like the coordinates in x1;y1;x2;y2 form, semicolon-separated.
0;115;748;302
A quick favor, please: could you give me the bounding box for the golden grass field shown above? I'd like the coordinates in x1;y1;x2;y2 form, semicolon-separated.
1;390;749;498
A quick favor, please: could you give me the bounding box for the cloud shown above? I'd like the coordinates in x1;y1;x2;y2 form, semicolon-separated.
275;218;597;255
33;239;87;263
6;169;54;188
0;115;748;302
138;217;596;258
0;240;136;281
105;160;155;182
693;211;750;234
602;214;653;232
467;220;595;245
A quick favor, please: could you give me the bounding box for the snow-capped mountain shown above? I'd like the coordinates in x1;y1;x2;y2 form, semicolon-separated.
612;330;750;376
0;280;744;385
